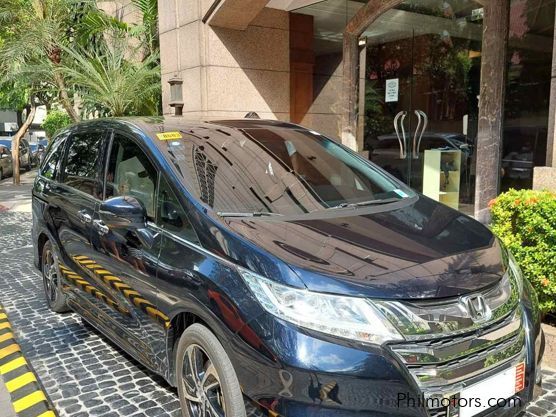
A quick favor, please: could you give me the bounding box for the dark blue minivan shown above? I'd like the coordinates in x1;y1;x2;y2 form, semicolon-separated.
32;118;544;417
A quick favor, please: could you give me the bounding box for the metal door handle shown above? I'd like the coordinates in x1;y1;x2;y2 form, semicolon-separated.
393;111;408;159
412;110;428;159
77;210;92;224
93;220;110;236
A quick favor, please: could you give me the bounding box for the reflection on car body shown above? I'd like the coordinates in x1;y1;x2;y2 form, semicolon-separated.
32;118;543;417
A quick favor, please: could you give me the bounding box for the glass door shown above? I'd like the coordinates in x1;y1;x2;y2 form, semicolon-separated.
363;0;483;214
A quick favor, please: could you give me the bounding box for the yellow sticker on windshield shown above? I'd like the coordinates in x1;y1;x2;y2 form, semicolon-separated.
156;132;183;141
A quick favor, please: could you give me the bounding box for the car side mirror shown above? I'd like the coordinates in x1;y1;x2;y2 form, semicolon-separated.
99;196;147;229
99;196;160;248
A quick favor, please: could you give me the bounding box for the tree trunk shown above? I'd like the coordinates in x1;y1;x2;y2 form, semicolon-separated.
12;100;37;185
53;71;79;122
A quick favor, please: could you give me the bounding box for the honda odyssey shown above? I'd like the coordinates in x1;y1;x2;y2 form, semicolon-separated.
32;118;544;417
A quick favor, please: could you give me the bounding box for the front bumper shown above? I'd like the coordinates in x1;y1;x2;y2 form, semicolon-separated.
226;302;544;417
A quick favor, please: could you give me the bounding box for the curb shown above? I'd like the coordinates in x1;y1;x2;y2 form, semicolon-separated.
0;305;57;417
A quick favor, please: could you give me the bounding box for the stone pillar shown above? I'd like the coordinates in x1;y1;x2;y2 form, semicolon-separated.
341;0;403;151
158;0;291;120
474;0;510;223
534;0;556;191
546;0;556;169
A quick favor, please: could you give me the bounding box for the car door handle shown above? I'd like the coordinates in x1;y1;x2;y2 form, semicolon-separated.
77;210;92;224
93;220;109;236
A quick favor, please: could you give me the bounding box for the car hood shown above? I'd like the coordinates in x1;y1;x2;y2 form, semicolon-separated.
225;196;504;299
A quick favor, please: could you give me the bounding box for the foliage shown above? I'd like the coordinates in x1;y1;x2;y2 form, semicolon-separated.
362;82;391;150
60;41;160;117
489;189;556;314
0;0;161;120
42;109;72;138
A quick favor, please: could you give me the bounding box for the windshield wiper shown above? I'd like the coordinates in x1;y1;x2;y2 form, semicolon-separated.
330;197;402;210
217;211;283;218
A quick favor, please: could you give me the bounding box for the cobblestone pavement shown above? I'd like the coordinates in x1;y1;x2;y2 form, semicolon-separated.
0;211;555;416
0;212;181;417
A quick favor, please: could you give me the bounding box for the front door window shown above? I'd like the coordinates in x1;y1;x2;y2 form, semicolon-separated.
105;134;158;218
363;0;483;214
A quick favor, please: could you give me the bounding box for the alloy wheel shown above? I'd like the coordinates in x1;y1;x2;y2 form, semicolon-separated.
42;248;59;305
181;344;226;417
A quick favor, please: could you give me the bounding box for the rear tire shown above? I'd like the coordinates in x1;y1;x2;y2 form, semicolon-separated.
41;240;69;313
176;323;246;417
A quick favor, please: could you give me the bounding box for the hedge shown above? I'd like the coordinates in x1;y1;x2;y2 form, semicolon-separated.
489;189;556;314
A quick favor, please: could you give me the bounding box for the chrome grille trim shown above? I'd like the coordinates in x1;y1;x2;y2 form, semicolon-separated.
391;308;522;366
375;272;519;340
396;327;525;388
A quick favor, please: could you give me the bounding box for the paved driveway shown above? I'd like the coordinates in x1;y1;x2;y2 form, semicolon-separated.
0;212;181;417
0;211;555;417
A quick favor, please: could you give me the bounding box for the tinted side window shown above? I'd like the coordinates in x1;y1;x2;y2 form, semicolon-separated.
157;177;198;243
40;134;67;180
62;131;104;197
106;134;157;219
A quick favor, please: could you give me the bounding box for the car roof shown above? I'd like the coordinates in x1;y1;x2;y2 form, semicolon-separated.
63;116;304;138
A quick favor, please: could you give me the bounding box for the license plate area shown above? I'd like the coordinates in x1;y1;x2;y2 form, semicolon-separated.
447;362;526;417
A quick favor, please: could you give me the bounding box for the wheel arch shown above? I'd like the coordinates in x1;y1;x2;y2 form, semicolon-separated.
165;306;233;387
37;232;50;271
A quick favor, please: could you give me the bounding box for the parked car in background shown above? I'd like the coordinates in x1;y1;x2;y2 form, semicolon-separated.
30;139;49;166
0;144;13;180
33;118;544;417
0;138;32;171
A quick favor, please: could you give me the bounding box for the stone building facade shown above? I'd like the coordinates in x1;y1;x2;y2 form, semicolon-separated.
158;0;556;220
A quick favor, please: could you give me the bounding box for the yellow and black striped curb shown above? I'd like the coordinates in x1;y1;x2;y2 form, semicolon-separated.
0;305;57;417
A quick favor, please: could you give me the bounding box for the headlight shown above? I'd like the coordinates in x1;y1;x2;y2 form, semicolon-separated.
239;268;403;344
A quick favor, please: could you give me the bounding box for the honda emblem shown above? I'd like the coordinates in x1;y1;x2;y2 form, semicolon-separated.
460;294;492;322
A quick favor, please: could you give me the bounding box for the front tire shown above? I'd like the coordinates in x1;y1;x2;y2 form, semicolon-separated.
41;240;69;313
176;323;246;417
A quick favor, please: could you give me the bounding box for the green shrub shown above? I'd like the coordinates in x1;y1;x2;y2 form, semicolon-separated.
42;110;72;139
489;189;556;314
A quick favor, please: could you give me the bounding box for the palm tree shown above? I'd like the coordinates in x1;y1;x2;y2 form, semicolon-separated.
61;40;161;117
0;0;96;122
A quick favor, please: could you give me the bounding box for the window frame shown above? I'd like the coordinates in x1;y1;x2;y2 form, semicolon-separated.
155;174;200;244
59;128;109;198
39;131;70;182
103;129;161;221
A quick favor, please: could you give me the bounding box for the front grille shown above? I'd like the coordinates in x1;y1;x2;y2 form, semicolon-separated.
381;269;527;416
390;307;523;388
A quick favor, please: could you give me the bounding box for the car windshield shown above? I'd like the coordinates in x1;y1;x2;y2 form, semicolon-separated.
158;125;414;216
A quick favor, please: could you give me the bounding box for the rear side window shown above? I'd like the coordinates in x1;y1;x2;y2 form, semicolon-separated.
62;131;104;197
105;134;158;219
40;134;67;180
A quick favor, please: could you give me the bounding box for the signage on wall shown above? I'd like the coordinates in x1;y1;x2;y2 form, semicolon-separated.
385;79;399;103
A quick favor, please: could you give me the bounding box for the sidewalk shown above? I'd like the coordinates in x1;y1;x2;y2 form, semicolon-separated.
0;170;36;212
0;375;17;417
